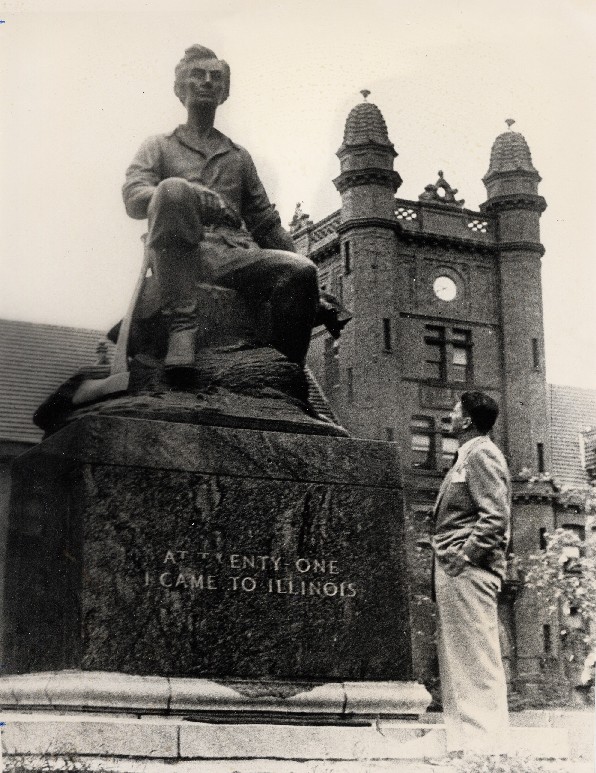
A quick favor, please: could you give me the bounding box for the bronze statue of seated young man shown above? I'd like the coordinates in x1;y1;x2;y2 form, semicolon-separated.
122;44;332;379
33;45;349;436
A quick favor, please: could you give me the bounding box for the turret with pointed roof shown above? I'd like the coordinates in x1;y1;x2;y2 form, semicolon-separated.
481;121;550;486
334;92;401;222
483;122;542;203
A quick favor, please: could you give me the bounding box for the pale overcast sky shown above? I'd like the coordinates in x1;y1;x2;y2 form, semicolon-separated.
1;0;595;388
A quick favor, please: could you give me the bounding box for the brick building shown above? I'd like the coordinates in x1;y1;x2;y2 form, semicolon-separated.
0;100;594;702
296;97;594;698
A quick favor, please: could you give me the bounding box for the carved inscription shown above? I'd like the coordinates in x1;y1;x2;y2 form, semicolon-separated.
143;550;357;598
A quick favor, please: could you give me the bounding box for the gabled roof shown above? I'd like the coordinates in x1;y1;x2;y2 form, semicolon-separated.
0;319;339;446
0;318;106;445
549;383;596;490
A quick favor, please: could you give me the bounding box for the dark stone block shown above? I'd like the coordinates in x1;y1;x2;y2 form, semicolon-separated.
4;416;413;681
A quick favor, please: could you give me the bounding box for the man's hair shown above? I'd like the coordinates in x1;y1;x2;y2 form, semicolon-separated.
460;391;499;434
174;45;231;105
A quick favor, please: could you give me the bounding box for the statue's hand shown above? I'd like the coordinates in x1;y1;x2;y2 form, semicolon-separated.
189;183;227;223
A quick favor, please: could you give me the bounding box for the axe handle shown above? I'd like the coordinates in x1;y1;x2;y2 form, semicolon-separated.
111;243;152;375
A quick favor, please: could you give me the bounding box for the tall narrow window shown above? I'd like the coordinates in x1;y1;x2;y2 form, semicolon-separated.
411;416;435;469
424;326;446;381
441;436;459;471
537;442;545;473
532;338;540;369
330;271;343;304
385;427;395;442
324;337;340;393
423;325;473;384
383;318;392;352
450;329;472;383
543;624;552;654
347;367;354;403
344;241;352;275
539;527;547;550
440;416;458;470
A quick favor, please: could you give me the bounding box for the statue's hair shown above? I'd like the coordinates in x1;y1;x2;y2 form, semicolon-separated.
174;45;230;104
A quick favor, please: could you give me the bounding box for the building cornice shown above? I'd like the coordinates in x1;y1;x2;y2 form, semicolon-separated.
333;168;403;194
336;217;403;235
497;241;546;257
337;141;397;159
480;194;547;215
398;229;498;256
482;168;542;186
309;242;340;264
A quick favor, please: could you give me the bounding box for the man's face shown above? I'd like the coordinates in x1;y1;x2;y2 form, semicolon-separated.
449;401;471;437
181;58;226;108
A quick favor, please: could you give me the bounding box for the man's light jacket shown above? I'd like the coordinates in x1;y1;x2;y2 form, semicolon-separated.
432;435;512;581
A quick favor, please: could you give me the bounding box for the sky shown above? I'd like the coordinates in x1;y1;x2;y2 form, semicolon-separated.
1;0;595;389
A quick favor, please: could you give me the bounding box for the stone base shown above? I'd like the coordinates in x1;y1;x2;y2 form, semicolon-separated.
0;712;578;773
0;671;431;719
5;416;414;680
0;674;585;772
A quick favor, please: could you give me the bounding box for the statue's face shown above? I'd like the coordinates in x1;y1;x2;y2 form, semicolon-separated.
180;58;226;108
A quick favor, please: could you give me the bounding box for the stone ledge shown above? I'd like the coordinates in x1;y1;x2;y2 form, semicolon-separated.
3;761;592;773
0;713;572;762
169;679;347;714
0;672;431;718
0;713;179;757
0;757;473;773
178;722;444;760
19;415;401;488
0;671;171;712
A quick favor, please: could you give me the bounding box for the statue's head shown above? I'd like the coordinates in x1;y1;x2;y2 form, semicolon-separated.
174;45;230;108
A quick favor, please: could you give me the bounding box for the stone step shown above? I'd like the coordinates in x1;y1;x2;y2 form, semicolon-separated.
0;712;573;762
1;755;594;773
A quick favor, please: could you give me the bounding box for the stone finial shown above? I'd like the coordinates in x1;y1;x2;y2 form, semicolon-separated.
506;118;516;130
289;202;312;233
418;170;465;207
360;89;371;101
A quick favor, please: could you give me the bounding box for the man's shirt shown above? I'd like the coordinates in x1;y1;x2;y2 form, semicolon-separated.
122;125;281;240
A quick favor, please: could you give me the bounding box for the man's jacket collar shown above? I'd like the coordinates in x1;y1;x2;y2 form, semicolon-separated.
455;435;487;467
171;125;239;160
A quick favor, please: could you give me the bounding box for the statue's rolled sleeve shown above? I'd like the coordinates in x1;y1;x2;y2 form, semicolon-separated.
123;136;163;220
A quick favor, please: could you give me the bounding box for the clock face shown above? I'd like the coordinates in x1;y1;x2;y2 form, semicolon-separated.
433;275;457;301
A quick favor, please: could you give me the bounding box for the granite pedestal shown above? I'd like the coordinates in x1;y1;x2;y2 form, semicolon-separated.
4;416;423;709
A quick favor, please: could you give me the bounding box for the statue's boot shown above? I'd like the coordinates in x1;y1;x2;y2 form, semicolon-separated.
163;303;199;386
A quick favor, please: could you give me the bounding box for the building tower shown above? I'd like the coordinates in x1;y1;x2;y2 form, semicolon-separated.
329;93;402;436
300;101;568;695
481;123;549;477
481;125;558;690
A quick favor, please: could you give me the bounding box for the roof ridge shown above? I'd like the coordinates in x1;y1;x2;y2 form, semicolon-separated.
0;317;106;336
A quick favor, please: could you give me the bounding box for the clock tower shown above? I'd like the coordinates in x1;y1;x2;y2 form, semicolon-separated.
295;101;557;698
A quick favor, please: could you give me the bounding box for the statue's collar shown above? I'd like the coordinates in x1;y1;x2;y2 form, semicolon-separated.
172;125;239;158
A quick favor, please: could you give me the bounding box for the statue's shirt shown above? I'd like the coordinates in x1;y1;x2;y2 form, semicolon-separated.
122;126;281;239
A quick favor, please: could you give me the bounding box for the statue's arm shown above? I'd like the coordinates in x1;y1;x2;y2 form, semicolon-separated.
254;222;296;252
240;150;296;253
122;136;163;220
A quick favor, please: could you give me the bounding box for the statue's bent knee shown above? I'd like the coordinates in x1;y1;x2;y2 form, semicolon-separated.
152;177;195;208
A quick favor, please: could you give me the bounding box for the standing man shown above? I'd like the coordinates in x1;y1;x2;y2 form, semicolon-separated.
431;391;511;759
